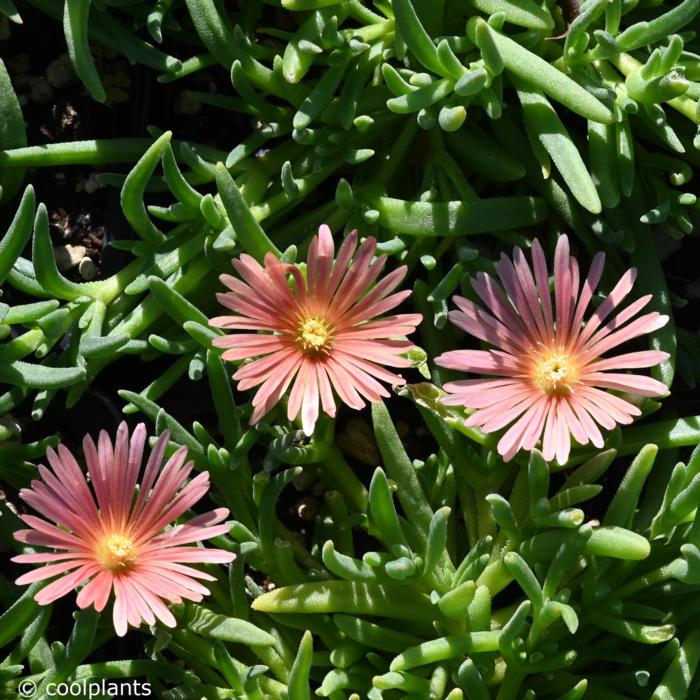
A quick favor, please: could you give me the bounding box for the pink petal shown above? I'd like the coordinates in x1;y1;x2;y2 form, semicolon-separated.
580;312;669;361
497;397;550;461
128;578;177;628
568;399;605;448
34;564;101;605
575;268;637;348
530;239;554;338
584;350;669;372
112;587;129;637
214;334;287;361
567;252;604;346
497;251;546;345
16;559;91;585
581;372;669;397
76;570;113;612
471;273;528;341
435;349;522;376
316;364;337;417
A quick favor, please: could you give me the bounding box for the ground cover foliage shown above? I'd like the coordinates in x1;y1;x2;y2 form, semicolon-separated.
1;0;700;698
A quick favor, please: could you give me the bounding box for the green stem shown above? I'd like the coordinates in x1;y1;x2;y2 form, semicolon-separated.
610;53;700;124
0;139;226;167
320;445;369;512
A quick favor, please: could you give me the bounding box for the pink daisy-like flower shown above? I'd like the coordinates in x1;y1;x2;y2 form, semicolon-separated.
436;235;669;464
12;423;235;636
210;224;422;434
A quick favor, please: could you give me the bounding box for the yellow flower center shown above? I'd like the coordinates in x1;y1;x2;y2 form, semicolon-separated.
533;351;578;396
296;317;333;355
97;533;137;571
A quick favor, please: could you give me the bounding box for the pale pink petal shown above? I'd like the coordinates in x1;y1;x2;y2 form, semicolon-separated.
128;579;177;627
554;235;574;344
541;402;559;462
308;224;335;297
558;398;589;447
301;371;320;435
324;361;366;410
18;515;87;549
327;229;358;297
120;577;156;627
326;355;392;404
447;299;527;354
234;349;300;387
34;564;101;605
112;590;129;637
332;339;413;368
435;349;523;376
575;268;638;348
580;312;669;360
287;360;314;427
497;398;550;462
530;239;554;337
554;408;571;465
465;389;537;428
471;273;529;341
569;400;605;448
570;394;615;430
585;350;669;372
131;430;171;520
581;372;669;397
13;551;87;564
567;252;604;346
76;570;113;611
520;398;550;452
442;381;526;409
316;364;337;418
577;387;642;422
214;335;287;361
496;251;546;345
16;559;91;585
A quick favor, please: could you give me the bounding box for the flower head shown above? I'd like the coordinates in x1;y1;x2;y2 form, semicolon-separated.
210;225;422;434
12;423;234;636
436;235;669;464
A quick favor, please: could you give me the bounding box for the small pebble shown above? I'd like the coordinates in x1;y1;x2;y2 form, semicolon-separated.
114;70;131;88
78;257;99;280
174;91;202;115
83;174;100;194
8;53;30;74
12;73;30;89
46;54;74;88
337;418;380;466
29;76;52;104
296;497;318;522
54;244;87;272
105;86;129;104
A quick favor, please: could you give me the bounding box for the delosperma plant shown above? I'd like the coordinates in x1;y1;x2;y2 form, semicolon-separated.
1;0;700;699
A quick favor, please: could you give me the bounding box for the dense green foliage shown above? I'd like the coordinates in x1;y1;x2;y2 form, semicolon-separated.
1;0;700;698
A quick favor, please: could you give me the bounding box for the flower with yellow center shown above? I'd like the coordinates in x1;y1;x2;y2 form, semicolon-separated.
532;351;579;396
97;533;137;571
296;316;333;355
211;224;422;436
13;422;235;637
436;235;670;464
